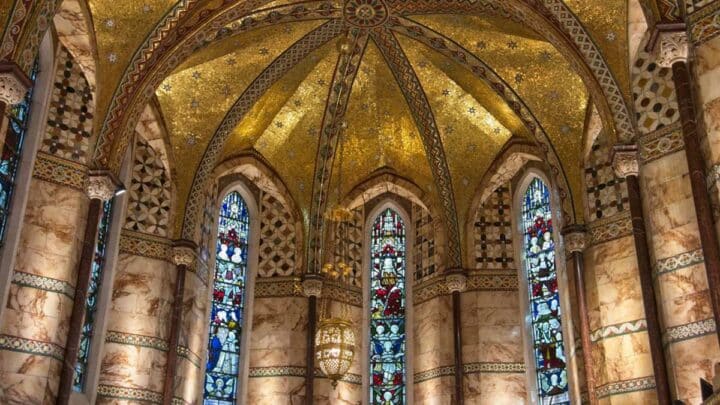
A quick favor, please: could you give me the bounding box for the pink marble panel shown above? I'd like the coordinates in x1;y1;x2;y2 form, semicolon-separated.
413;376;454;404
463;372;526;405
313;379;361;405
413;295;453;372
599;332;653;383
668;335;720;404
0;371;55;404
248;297;308;368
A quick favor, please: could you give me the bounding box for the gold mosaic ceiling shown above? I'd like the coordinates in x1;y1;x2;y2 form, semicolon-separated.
79;0;628;236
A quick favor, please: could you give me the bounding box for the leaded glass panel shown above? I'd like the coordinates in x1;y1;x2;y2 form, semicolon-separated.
521;178;569;405
204;191;249;404
369;208;406;405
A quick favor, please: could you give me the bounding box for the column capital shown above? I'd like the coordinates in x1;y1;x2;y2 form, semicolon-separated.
445;270;468;293
611;144;640;178
302;273;324;298
172;240;197;267
561;224;587;253
0;61;32;105
657;31;689;68
85;170;122;201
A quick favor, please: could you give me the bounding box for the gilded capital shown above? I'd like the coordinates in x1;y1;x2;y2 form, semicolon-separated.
85;171;118;201
562;225;587;253
657;31;689;68
302;274;323;298
611;145;639;178
172;241;197;267
445;270;467;293
0;61;32;105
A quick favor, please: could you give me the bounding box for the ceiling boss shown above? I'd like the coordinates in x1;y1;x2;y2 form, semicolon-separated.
343;0;389;27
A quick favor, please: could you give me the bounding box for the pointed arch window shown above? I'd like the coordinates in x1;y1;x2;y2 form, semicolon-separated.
521;178;569;405
73;199;113;391
369;208;407;405
204;191;249;404
0;61;38;246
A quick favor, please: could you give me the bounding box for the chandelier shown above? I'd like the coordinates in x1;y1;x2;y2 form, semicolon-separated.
314;113;356;387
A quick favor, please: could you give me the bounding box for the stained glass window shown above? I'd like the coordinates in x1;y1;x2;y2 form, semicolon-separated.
521;178;569;405
0;61;38;246
204;191;249;404
74;199;113;391
369;208;407;405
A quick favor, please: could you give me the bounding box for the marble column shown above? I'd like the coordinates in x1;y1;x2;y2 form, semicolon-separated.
612;146;672;404
659;32;720;346
446;270;467;405
562;226;597;405
56;172;119;405
162;240;196;405
302;274;323;405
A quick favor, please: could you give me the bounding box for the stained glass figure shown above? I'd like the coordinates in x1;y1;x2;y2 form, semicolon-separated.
0;61;38;246
521;178;569;405
74;200;113;391
369;208;407;405
204;191;249;404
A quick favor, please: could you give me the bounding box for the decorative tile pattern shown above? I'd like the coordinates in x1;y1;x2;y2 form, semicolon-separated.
638;123;684;163
414;272;518;304
631;46;679;135
588;212;633;246
472;184;514;270
12;271;75;299
332;207;363;286
322;281;362;307
685;0;715;15
0;334;65;361
690;1;720;45
258;192;298;277
32;151;88;191
97;384;163;404
253;277;303;298
414;365;455;383
590;319;647;342
43;46;95;164
595;376;656;399
199;184;218;263
119;229;173;262
413;203;441;281
315;369;363;385
654;248;704;277
463;362;526;374
584;140;628;221
105;330;169;351
663;318;717;345
249;366;306;378
125;135;171;237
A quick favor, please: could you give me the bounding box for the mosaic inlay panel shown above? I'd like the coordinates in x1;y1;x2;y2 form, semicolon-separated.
125;135;171;237
258;192;298;278
413;203;441;281
472;184;514;270
584;141;628;221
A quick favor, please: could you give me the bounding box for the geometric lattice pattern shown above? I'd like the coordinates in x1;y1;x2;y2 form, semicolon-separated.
684;0;714;14
258;192;297;277
472;184;514;270
584;140;628;221
412;203;441;281
124;135;171;237
332;206;363;287
43;46;94;164
632;48;679;135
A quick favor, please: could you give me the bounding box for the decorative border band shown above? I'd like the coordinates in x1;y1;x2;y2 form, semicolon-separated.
463;362;526;374
119;230;173;262
414;272;518;304
32;152;87;191
591;319;647;342
663;318;717;345
249;365;306;378
97;384;163;404
690;1;720;45
596;376;656;399
178;345;201;368
638;123;684;164
414;365;455;383
253;278;303;298
588;212;633;246
0;334;64;361
105;330;169;352
315;369;362;385
654;249;704;277
323;281;362;307
12;271;75;299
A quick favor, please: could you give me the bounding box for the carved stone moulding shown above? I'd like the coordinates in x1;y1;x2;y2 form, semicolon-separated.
302;273;324;298
0;61;32;105
561;225;587;254
172;239;197;267
445;269;467;293
85;170;123;201
657;31;688;68
611;145;640;178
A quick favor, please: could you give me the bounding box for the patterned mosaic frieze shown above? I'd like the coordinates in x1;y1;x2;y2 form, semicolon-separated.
587;212;633;246
472;184;514;270
590;319;647;343
249;366;306;378
595;376;656;399
105;330;169;351
12;271;75;299
253;277;303;298
463;362;526;374
414;272;518;304
584;141;628;221
685;0;716;15
663;318;717;345
43;46;95;164
124;135;172;237
315;369;363;385
32;151;88;191
0;334;64;361
322;281;362;307
258;192;298;278
638;123;684;163
332;206;363;287
413;203;442;281
631;46;679;135
414;365;455;384
119;229;173;262
689;1;720;45
97;384;163;404
654;248;704;277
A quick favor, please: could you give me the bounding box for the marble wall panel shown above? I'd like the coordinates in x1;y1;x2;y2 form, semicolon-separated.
247;376;305;404
248;296;308;368
667;334;720;404
413;376;454;404
413;295;453;373
463;372;526;405
313;378;361;405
